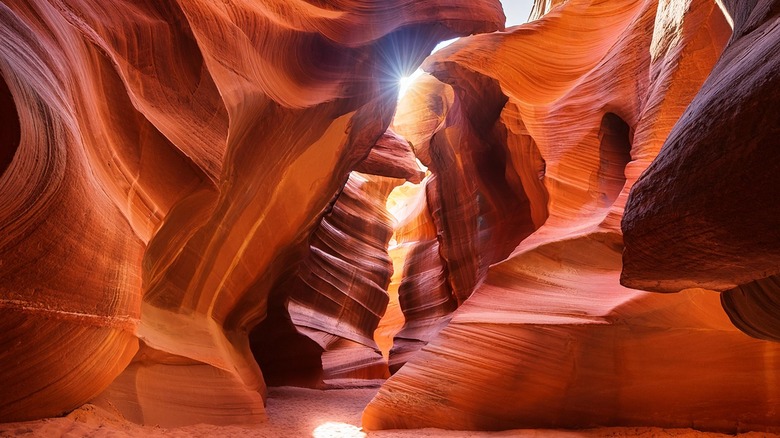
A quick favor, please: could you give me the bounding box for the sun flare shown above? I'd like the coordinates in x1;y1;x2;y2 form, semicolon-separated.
397;68;424;100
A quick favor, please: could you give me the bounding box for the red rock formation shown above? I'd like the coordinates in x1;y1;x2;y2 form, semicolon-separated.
621;1;780;341
386;63;545;369
380;78;454;369
250;129;425;386
355;129;425;184
0;0;504;424
364;0;780;432
390;234;456;370
3;0;778;431
374;175;440;368
252;171;397;385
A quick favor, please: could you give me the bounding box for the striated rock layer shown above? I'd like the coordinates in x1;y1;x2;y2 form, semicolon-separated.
0;0;504;424
387;62;544;369
621;1;780;341
250;129;423;386
3;0;779;431
252;171;397;385
364;0;780;432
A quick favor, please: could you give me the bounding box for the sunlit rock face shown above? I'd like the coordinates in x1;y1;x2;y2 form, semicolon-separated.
3;0;779;431
251;154;417;385
248;128;425;385
621;1;780;341
387;64;545;370
364;0;780;432
0;0;504;424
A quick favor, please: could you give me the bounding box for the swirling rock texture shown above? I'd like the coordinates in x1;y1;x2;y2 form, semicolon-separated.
3;0;780;433
251;131;423;385
364;0;780;433
0;0;504;425
621;1;780;341
384;66;547;370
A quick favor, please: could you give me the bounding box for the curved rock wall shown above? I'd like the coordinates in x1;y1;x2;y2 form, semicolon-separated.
2;0;779;431
253;170;397;385
0;0;504;424
363;0;780;432
621;1;780;341
387;64;545;369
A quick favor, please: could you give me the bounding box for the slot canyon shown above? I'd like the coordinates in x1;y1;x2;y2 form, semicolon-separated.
1;0;779;436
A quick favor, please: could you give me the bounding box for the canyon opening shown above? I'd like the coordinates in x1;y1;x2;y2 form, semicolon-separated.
1;0;780;437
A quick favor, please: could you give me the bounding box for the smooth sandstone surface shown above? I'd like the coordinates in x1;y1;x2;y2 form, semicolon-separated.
0;0;504;424
1;0;779;433
621;1;780;341
363;0;780;432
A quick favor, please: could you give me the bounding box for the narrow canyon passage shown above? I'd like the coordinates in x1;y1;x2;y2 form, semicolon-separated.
2;0;780;435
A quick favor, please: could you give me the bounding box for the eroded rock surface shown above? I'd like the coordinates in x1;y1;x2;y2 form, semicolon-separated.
2;0;779;432
364;0;780;432
621;1;780;341
0;0;504;424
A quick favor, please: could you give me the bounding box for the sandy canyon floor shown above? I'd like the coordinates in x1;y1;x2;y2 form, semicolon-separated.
1;385;777;438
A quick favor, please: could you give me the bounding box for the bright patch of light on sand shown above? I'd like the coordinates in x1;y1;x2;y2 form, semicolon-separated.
312;422;366;438
398;68;424;100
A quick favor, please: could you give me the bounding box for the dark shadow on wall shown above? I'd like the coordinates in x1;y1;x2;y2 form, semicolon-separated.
597;112;632;207
249;288;325;388
0;72;20;178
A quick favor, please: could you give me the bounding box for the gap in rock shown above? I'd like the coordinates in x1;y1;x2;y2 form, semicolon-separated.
0;72;21;179
250;0;534;427
373;164;429;362
249;171;410;389
597;112;632;207
250;291;325;387
374;0;538;369
248;29;445;390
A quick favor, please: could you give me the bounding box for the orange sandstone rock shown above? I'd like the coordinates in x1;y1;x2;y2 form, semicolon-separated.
363;0;780;432
251;171;397;385
250;127;426;385
0;0;504;424
621;1;780;341
386;65;544;368
356;129;425;184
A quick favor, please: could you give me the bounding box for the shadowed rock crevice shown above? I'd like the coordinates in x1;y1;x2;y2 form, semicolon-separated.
390;237;456;373
250;172;395;385
250;290;325;387
250;129;426;386
0;72;19;178
596;112;632;207
386;67;545;371
722;274;780;342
